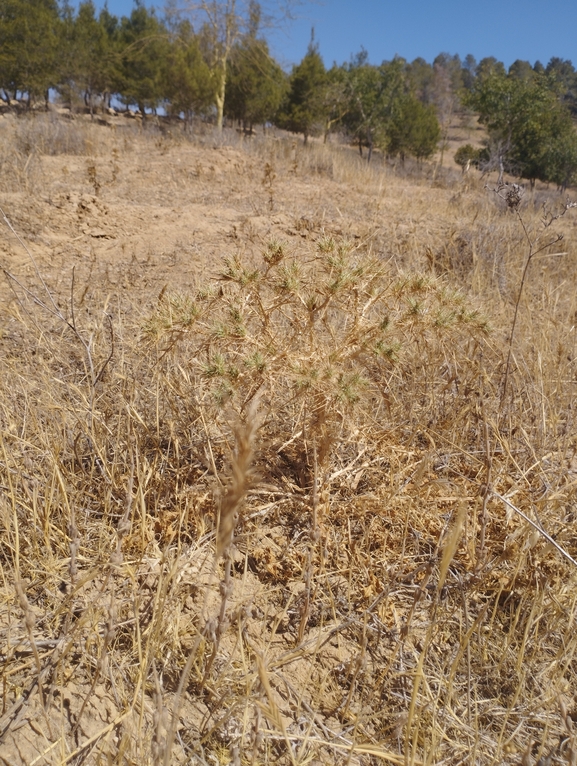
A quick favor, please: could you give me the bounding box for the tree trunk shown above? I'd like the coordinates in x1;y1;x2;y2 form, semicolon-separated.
498;156;504;185
215;60;226;131
324;118;336;143
438;125;449;170
367;130;373;164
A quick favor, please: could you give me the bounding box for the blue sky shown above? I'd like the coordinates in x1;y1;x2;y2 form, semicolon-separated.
88;0;577;71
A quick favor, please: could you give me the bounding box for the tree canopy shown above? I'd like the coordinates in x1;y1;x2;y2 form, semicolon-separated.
163;20;214;123
224;29;286;129
277;39;327;143
0;0;60;102
467;66;577;187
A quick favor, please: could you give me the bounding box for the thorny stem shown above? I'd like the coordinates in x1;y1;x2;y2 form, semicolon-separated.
482;186;576;571
500;210;562;409
478;408;492;561
491;187;575;411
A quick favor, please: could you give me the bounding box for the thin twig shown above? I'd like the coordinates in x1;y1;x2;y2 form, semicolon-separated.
492;490;577;569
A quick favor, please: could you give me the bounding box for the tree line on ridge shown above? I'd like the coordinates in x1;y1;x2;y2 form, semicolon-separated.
1;0;577;187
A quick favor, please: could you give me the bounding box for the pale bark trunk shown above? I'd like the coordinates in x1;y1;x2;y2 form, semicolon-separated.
200;0;236;131
215;63;226;131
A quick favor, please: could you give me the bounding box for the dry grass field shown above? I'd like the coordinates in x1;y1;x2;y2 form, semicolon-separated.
2;112;577;766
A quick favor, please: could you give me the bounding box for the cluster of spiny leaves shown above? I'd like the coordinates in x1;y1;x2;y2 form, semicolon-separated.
145;239;488;440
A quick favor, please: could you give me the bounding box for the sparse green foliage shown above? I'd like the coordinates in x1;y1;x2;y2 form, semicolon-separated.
387;94;440;161
546;56;577;114
163;20;214;123
454;143;483;171
277;39;327;143
406;56;436;103
467;67;577;186
341;53;406;162
0;0;60;102
117;4;169;115
322;63;350;139
0;0;575;178
337;55;440;163
60;0;119;113
225;35;286;129
548;128;577;190
508;58;535;83
178;0;256;131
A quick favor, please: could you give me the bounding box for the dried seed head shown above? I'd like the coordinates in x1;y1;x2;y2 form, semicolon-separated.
216;398;261;557
505;183;524;211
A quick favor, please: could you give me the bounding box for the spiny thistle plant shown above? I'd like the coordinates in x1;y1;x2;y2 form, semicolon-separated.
145;237;488;481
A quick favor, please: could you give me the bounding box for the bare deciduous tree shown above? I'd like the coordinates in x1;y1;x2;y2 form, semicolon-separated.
170;0;296;130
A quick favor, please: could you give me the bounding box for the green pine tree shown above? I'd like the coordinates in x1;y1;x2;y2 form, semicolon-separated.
225;35;286;130
341;55;406;163
0;0;60;105
163;20;214;126
468;67;577;187
386;95;440;162
117;3;169;117
59;1;116;114
277;37;327;144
